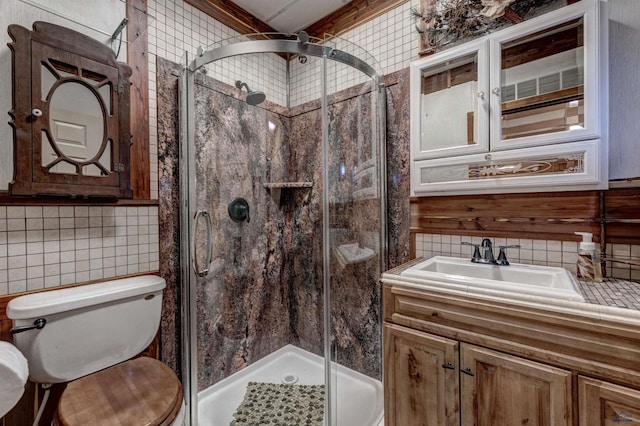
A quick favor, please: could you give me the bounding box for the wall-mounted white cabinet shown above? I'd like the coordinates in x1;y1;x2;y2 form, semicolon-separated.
410;0;608;196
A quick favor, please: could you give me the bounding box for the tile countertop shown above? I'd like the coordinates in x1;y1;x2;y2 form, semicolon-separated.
579;278;640;310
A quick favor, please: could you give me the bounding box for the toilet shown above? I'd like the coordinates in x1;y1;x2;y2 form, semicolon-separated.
3;275;185;426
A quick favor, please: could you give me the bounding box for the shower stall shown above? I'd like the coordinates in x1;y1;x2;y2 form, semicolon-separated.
179;32;386;425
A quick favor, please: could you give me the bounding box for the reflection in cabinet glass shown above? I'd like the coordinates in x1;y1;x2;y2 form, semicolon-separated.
489;6;602;151
413;41;489;160
499;18;585;141
419;48;488;158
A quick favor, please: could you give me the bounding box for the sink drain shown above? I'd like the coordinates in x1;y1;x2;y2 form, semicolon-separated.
281;374;299;384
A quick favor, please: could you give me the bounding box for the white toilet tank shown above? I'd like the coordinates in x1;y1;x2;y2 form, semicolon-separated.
6;275;166;384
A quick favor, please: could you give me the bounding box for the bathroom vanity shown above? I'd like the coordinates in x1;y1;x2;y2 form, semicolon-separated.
382;260;640;425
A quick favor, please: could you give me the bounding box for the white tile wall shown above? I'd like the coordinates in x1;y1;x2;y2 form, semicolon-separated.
415;233;640;280
290;0;419;106
148;0;420;108
0;206;159;295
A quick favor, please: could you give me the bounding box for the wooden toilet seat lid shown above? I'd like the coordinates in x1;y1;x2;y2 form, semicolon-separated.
55;357;183;426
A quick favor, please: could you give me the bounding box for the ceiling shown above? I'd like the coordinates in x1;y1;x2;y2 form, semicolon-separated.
231;0;353;33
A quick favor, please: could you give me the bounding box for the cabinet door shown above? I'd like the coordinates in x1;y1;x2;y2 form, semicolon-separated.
410;40;490;160
579;376;640;425
384;324;459;426
489;0;605;151
460;343;573;426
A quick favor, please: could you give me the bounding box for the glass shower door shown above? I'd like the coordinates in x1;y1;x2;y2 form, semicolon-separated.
322;35;386;426
182;52;298;425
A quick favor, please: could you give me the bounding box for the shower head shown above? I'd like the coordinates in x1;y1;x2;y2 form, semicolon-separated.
235;80;266;106
297;31;309;45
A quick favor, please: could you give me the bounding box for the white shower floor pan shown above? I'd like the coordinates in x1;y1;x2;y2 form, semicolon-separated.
197;344;384;426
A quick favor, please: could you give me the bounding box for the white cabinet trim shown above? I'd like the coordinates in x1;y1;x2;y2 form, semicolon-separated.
411;139;604;196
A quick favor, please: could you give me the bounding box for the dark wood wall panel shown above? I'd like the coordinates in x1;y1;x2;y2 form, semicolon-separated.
604;189;640;245
127;0;151;199
185;0;277;35
605;189;640;219
411;188;640;246
186;0;407;41
410;190;601;241
304;0;408;39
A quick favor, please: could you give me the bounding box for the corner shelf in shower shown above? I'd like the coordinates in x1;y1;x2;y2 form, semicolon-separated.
263;182;313;204
263;182;313;189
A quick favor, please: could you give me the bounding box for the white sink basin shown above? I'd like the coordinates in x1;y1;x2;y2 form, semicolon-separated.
400;256;584;302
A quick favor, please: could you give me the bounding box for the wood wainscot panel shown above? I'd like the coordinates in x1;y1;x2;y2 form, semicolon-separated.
410;190;601;241
604;188;640;245
410;188;640;261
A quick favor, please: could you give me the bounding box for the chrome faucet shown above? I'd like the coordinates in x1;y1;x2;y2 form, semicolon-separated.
461;239;520;266
480;238;496;264
496;244;521;266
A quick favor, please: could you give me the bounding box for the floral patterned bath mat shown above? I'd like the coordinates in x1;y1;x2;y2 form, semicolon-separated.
230;381;325;426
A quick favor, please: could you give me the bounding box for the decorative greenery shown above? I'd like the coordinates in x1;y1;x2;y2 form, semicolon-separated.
412;0;564;52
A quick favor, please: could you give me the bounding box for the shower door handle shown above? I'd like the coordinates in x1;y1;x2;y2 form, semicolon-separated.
193;210;213;277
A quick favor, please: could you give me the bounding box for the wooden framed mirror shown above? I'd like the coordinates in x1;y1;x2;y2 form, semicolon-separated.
8;21;133;198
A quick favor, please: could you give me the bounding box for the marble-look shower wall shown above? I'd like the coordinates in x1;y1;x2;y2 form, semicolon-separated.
191;78;293;390
158;57;389;388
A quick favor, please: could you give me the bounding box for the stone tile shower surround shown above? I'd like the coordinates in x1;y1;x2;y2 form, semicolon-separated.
157;58;388;392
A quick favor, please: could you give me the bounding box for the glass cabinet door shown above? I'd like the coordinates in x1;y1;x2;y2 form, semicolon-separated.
410;41;489;160
489;2;602;150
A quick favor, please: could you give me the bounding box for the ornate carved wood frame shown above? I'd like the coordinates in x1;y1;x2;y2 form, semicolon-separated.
8;21;133;198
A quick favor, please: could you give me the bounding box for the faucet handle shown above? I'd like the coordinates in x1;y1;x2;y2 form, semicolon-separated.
497;245;521;266
461;241;482;263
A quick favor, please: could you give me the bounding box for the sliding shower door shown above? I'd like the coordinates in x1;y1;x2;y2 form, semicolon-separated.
181;34;386;426
322;35;386;426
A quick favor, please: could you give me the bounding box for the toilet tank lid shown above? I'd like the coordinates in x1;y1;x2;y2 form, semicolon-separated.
7;275;166;320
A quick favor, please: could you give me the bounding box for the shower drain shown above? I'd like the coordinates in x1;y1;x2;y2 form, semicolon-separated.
281;374;299;385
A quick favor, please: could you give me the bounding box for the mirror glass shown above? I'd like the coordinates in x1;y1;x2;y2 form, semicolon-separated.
500;17;584;140
45;81;109;176
420;52;480;152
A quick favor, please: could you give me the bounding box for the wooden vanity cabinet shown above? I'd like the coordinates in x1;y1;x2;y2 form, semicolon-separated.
384;324;459;426
460;344;572;426
382;282;640;425
384;323;572;426
579;377;640;425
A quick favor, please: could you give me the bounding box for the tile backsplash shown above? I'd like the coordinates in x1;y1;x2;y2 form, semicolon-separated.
415;233;640;281
0;206;159;295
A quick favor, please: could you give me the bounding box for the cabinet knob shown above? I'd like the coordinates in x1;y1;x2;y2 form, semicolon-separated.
442;362;455;370
485;154;492;161
492;87;501;96
477;91;485;100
